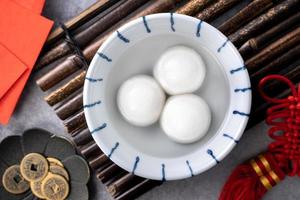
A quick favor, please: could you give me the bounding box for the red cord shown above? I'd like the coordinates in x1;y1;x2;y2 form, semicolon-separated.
258;75;300;176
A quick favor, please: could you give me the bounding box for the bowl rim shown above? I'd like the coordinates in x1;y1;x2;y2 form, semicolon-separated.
83;13;251;180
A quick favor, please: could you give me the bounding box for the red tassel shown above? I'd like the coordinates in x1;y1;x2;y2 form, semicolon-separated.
219;153;285;200
219;162;266;200
219;75;298;200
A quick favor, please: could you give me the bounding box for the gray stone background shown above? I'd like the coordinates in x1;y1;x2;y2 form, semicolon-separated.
0;0;299;199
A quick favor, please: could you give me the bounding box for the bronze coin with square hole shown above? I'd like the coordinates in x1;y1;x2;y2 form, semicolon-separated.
49;165;69;181
47;157;64;167
2;165;30;194
30;180;45;199
42;173;69;200
20;153;49;182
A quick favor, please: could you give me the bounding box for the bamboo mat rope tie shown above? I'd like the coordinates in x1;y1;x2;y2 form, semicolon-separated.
37;0;150;69
45;0;117;46
60;22;89;69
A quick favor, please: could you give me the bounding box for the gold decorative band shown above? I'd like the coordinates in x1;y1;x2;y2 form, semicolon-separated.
269;170;280;184
250;155;281;190
258;155;271;172
259;155;281;184
260;176;272;190
250;159;263;177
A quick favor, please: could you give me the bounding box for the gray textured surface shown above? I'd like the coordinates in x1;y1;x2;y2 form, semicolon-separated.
0;0;299;199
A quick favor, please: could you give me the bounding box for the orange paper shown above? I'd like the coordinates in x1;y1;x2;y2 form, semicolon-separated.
0;43;27;98
0;0;53;124
14;0;45;14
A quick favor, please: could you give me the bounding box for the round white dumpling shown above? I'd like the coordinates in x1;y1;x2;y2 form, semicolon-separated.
154;45;206;95
117;75;166;127
160;94;211;144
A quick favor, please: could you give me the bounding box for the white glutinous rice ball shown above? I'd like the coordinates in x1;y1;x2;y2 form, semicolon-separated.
154;45;206;95
160;94;211;144
117;75;166;127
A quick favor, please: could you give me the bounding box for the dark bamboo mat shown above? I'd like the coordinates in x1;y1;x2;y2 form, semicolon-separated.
35;0;300;199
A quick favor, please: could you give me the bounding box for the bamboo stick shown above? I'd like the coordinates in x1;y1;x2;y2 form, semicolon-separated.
36;0;180;91
73;128;93;146
44;71;86;106
116;179;162;200
71;123;88;136
89;153;110;170
228;0;299;47
239;12;300;58
245;27;300;73
55;93;83;120
45;0;118;46
250;44;300;83
103;172;127;187
37;55;83;91
218;0;275;36
176;0;216;16
108;173;142;197
97;163;122;182
81;142;102;158
37;0;149;68
196;0;242;22
63;111;86;133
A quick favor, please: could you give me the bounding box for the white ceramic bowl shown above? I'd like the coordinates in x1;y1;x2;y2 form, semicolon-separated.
83;13;251;181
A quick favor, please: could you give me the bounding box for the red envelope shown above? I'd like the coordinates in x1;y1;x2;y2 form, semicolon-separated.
0;0;53;124
0;43;27;98
14;0;45;14
0;0;44;99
